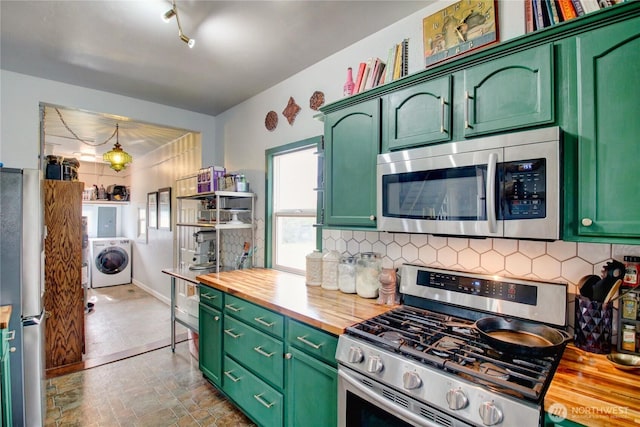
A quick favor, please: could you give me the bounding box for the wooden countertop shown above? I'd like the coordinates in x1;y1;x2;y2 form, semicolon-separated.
545;345;640;426
0;306;11;329
162;267;205;285
196;268;397;335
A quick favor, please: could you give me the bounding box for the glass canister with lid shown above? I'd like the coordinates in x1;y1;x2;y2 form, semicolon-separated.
338;255;357;294
356;252;382;298
322;250;340;290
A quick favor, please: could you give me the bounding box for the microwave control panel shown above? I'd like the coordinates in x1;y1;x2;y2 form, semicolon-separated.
500;158;546;219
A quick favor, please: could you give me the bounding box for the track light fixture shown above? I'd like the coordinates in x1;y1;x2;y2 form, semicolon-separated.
162;0;195;48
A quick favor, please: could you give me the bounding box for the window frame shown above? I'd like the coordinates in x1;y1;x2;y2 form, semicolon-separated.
265;136;322;271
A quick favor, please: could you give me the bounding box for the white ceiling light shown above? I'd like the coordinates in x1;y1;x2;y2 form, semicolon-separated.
162;0;195;48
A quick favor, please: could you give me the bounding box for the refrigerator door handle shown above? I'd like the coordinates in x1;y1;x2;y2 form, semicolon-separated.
22;311;45;326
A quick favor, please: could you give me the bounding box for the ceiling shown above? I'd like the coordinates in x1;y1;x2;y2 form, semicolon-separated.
1;1;429;161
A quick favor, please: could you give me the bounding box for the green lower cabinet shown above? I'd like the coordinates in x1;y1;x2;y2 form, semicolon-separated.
224;355;284;427
199;303;223;386
571;16;640;241
1;329;12;427
224;316;284;390
285;347;337;427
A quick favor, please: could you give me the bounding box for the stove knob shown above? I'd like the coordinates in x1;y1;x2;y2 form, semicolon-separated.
402;371;422;390
366;355;384;374
445;388;468;410
347;346;364;364
479;401;503;426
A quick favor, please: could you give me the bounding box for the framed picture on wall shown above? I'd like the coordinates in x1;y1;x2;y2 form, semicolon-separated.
423;0;498;68
147;192;158;229
158;187;172;231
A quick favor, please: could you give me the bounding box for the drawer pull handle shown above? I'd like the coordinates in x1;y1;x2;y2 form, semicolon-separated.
225;304;242;312
253;393;275;409
201;293;217;300
254;317;275;327
224;370;241;383
224;329;243;339
253;346;275;358
296;335;322;349
213;316;220;322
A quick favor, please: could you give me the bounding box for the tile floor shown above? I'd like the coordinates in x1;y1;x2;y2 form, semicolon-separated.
45;284;256;427
83;284;185;359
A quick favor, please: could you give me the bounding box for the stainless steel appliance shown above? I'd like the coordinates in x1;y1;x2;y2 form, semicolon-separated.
0;168;46;426
336;264;568;427
377;127;561;240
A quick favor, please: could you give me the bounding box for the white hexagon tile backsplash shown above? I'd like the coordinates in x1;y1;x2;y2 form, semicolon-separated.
322;229;640;296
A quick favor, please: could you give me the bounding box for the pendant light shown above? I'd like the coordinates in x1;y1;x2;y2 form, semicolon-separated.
103;124;132;172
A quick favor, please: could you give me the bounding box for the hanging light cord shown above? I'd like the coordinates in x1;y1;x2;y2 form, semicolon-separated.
54;107;116;147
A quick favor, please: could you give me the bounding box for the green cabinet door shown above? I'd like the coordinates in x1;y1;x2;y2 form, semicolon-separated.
463;44;554;137
199;303;222;386
383;76;452;151
286;347;337;427
574;17;640;240
324;99;380;228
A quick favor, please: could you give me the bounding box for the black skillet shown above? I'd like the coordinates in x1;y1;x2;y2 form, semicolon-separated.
448;316;572;357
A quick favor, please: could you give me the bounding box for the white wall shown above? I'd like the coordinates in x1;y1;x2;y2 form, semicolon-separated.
130;132;201;300
214;1;525;266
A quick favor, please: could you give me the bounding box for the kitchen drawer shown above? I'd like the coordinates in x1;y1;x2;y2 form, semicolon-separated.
224;316;284;389
224;294;284;339
223;355;283;427
199;285;223;310
287;319;338;367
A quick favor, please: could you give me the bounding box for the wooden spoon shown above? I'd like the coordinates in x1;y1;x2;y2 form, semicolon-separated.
603;279;622;304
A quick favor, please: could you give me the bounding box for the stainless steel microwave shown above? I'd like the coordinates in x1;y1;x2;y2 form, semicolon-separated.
377;127;561;240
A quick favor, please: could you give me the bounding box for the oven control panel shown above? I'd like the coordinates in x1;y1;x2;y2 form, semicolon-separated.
417;270;538;305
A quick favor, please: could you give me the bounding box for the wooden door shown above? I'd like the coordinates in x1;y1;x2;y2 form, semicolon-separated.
44;180;84;369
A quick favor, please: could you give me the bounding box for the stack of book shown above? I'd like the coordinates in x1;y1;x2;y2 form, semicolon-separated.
526;0;625;33
352;38;409;95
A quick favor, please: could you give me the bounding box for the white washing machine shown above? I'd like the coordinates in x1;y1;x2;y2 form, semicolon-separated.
90;237;132;288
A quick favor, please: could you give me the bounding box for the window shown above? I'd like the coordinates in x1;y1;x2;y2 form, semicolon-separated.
137;206;147;242
266;137;321;274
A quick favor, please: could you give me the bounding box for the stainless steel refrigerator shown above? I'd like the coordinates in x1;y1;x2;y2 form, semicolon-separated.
0;168;46;426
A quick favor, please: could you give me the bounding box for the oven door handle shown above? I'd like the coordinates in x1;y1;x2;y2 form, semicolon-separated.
339;369;436;427
486;152;498;234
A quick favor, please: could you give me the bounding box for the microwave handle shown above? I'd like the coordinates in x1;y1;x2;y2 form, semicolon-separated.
486;153;497;234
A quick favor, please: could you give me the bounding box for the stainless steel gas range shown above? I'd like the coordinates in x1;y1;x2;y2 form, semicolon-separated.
336;264;569;427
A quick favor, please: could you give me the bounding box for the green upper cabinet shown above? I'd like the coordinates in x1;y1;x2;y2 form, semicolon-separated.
573;16;640;240
383;75;452;151
462;44;554;137
324;98;380;228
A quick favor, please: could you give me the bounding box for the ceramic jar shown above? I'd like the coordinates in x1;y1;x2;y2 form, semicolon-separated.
305;250;323;286
321;250;340;290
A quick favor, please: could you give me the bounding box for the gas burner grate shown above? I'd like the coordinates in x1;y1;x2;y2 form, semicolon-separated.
345;305;564;402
